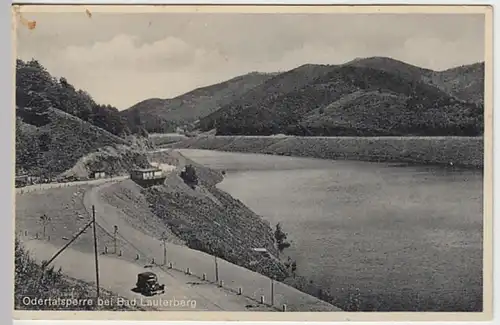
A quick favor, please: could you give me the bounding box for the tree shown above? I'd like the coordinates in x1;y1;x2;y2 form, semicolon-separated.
291;260;297;278
38;133;51;152
15;117;40;173
180;164;198;188
16;59;134;138
39;214;51;239
274;223;291;258
137;126;149;138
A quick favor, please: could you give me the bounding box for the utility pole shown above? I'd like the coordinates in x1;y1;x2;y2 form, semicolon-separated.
161;231;168;265
163;239;167;265
39;164;42;190
92;205;100;299
113;225;118;254
40;214;51;239
214;255;219;282
271;278;275;306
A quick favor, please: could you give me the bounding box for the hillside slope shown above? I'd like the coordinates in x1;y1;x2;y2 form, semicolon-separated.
15;58;152;178
430;62;485;105
202;61;482;136
15;107;132;177
122;72;277;132
16;59;139;137
349;57;485;105
198;64;339;132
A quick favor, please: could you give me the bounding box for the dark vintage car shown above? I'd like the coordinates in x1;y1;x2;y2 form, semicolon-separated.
135;272;165;296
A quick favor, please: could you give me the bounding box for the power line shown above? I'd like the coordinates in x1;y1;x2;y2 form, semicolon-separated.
41;205;101;300
42;219;93;269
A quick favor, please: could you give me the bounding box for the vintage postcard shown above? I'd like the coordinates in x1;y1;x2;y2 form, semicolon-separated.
12;4;492;322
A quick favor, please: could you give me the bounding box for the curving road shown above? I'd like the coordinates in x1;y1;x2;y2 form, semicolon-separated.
19;176;266;311
15;176;130;194
18;167;340;311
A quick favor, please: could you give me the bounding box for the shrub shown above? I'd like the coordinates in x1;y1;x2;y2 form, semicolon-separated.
274;223;291;257
180;164;199;188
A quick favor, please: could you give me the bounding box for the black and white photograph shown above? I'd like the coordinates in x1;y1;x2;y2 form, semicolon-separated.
12;4;492;320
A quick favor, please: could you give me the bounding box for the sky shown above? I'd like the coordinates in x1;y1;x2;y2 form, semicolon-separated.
16;11;486;110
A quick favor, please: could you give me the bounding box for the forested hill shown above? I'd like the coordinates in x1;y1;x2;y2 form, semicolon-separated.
197;58;484;137
15;59;148;176
16;59;147;137
125;57;484;137
121;71;277;133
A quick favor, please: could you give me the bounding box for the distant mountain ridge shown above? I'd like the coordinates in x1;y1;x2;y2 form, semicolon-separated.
121;72;278;133
429;62;485;105
124;57;484;137
348;57;484;105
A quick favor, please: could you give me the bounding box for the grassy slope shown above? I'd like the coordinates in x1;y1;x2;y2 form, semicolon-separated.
99;179;185;246
15;185;128;258
122;72;277;132
200;58;482;136
16;107;130;176
16;107;153;178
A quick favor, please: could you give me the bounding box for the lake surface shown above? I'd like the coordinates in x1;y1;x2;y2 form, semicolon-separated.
179;149;484;311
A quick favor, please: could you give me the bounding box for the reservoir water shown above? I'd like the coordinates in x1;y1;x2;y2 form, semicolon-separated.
179;149;483;311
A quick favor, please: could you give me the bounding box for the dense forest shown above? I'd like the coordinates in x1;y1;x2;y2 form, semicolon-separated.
16;59;147;137
198;61;484;137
